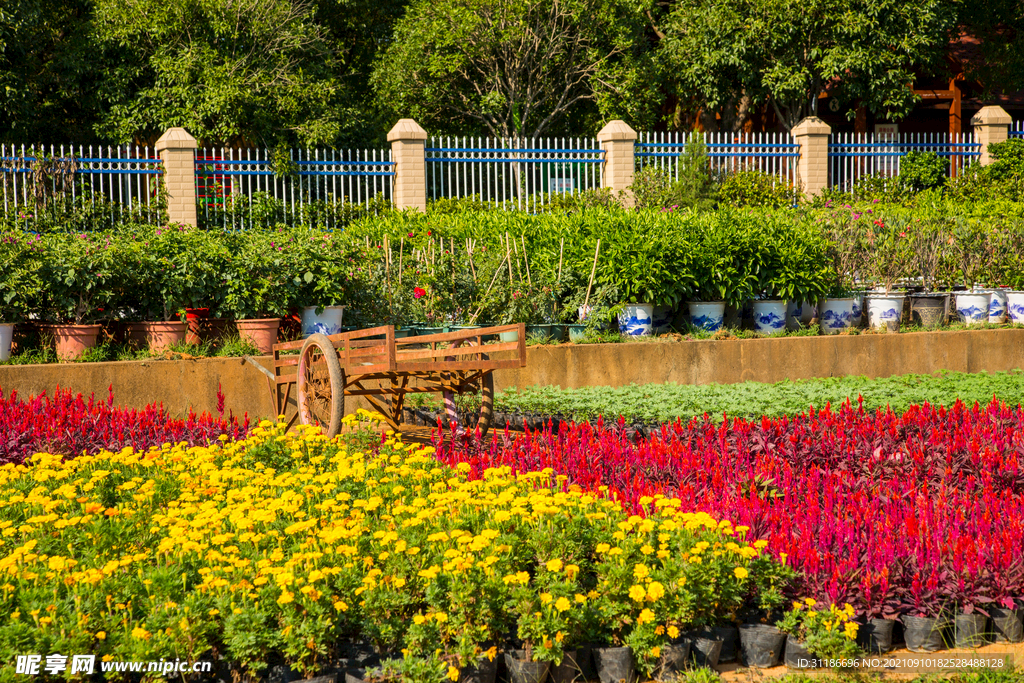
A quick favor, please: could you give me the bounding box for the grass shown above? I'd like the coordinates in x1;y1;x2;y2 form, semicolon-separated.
428;369;1024;424
775;666;1022;683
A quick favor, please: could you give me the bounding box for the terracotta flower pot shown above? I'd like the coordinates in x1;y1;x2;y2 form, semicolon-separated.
49;324;102;361
125;322;148;347
235;318;280;354
141;321;188;353
185;308;210;345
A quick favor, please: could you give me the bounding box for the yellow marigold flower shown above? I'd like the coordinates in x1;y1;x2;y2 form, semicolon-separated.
546;559;563;572
596;543;611;553
633;564;649;580
575;594;588;604
638;609;655;625
96;631;106;640
447;666;460;682
540;593;553;605
667;626;679;639
334;601;348;612
277;591;294;605
629;585;647;602
733;567;749;579
646;581;665;601
565;564;580;579
555;597;571;613
650;646;661;658
131;627;151;640
435;612;448;623
804;598;817;607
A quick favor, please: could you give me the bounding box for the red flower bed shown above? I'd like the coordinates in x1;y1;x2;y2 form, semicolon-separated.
0;385;249;465
434;398;1024;617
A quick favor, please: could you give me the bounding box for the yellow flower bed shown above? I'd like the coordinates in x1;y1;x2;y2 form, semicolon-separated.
0;411;785;682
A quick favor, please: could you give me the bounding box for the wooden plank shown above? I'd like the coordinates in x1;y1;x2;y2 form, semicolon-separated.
276;372;297;385
275;356;299;368
393;342;521;362
395;359;524;372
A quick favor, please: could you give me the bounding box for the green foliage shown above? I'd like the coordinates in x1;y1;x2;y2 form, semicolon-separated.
484;370;1024;424
986;138;1024;183
899;151;948;193
629;166;673;210
0;232;42;322
718;170;796;209
666;134;717;211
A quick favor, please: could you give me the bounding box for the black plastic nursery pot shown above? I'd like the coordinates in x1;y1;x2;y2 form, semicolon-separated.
858;617;896;654
990;605;1024;643
687;631;723;668
575;644;597;681
903;615;948;653
592;646;636;683
954;613;989;648
460;656;499;683
549;650;581;683
738;623;787;668
504;652;550;683
783;638;818;669
654;641;690;680
712;625;739;663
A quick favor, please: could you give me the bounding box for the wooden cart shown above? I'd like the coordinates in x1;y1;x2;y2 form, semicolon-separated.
248;324;526;438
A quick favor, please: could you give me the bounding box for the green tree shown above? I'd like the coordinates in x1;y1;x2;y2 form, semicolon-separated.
371;0;660;138
92;0;349;146
659;0;958;131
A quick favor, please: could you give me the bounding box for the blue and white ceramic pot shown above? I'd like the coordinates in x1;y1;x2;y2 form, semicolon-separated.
988;289;1008;323
786;299;818;331
652;305;674;334
865;293;905;331
751;300;787;335
1007;291;1024;324
850;291;866;327
618;303;655;336
820;298;854;335
301;305;346;337
685;301;725;332
955;291;991;326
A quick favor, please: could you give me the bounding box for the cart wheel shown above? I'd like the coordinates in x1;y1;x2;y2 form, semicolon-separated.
442;339;494;438
297;333;345;438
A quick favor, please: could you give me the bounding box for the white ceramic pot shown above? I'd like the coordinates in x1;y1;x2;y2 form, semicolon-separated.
786;299;818;331
618;303;655;336
820;298;854;335
0;323;14;361
955;292;991;326
752;300;787;335
301;305;346;337
1007;291;1024;324
685;301;725;332
850;291;866;327
865;293;905;330
578;305;592;322
988;289;1008;323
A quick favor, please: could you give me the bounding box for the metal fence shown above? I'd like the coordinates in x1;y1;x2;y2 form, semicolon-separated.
0;144;163;225
828;132;980;191
425;137;604;211
634;131;800;188
195;147;394;229
1011;121;1024;139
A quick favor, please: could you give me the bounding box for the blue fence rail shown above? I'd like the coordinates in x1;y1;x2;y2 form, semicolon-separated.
0;144;163;223
425;137;603;211
195;147;393;229
1011;121;1024;139
828;132;979;191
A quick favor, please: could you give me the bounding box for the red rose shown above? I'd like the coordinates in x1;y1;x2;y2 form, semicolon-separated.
414;287;426;299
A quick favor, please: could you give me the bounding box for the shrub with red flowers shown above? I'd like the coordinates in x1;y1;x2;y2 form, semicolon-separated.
435;397;1024;621
0;385;249;465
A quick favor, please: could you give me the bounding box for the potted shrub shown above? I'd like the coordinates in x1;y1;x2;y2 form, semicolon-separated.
177;227;231;344
219;232;294;353
685;217;757;332
949;220;991;326
0;231;42;360
292;235;356;337
864;221;913;331
134;226;194;352
821;215;872;333
39;233;117;360
907;219;951;329
752;223;831;336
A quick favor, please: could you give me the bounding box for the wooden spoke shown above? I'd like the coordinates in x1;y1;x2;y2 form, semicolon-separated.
296;334;344;438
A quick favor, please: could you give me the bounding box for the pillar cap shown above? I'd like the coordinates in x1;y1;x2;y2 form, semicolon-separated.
387;119;428;142
792;117;831;137
155;127;198;152
597;120;637;142
971;105;1012;127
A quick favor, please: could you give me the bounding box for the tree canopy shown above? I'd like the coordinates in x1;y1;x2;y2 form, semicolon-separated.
0;0;1018;144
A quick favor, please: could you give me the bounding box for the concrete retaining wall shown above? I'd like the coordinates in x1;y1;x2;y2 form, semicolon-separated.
1;328;1020;419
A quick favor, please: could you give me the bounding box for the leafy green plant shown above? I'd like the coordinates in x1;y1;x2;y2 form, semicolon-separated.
777;602;861;662
718;169;796;209
900;151;948;193
39;232;118;324
666;133;717;211
630;166;673;210
0;232;43;322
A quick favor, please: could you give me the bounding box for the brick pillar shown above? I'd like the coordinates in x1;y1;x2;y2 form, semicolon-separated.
792;117;832;198
597;120;637;208
387;119;428;212
155;128;198;226
971;105;1012;166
